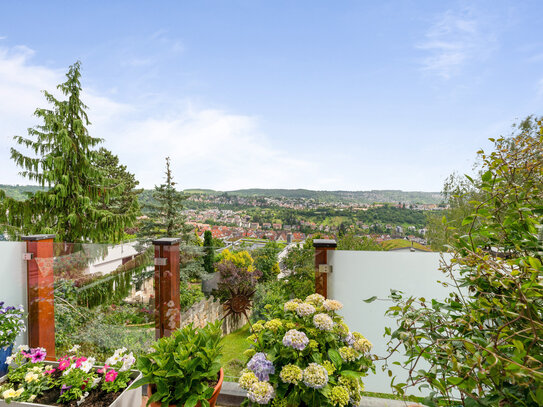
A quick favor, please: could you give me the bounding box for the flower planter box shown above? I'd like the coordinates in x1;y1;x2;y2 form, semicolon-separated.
0;361;142;407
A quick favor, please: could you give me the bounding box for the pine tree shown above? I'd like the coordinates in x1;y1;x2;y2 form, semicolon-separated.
203;230;215;273
139;157;191;240
5;61;136;242
93;147;142;217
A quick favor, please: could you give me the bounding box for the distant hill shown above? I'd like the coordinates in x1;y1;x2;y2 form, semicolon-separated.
0;184;47;200
1;185;443;205
184;188;443;204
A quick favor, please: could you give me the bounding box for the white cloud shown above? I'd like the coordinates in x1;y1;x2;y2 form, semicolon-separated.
0;44;316;190
418;9;494;79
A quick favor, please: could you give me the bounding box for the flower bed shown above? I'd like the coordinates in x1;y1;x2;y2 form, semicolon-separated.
0;346;141;407
239;294;374;406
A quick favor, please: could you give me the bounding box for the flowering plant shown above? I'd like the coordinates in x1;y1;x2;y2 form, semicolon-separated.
0;303;26;349
0;345;137;405
131;321;223;407
239;294;374;406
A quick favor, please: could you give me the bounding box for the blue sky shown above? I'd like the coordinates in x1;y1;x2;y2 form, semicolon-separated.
1;1;542;191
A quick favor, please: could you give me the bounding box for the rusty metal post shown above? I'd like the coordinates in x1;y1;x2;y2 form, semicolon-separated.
22;234;56;360
153;238;181;339
313;239;337;298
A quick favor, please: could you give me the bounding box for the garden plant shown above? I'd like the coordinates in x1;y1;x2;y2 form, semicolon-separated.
131;321;224;407
239;294;374;406
381;118;543;406
0;345;138;406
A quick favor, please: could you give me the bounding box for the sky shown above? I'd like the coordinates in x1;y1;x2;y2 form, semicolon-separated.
0;0;542;192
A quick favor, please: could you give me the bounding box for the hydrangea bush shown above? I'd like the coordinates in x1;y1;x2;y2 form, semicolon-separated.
0;345;136;405
0;303;25;349
240;294;374;406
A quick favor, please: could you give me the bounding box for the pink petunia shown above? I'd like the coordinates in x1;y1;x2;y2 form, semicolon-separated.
97;364;110;374
58;358;71;371
44;367;56;374
75;357;87;368
105;370;118;382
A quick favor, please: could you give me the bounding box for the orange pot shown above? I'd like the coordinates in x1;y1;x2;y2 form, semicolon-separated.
146;368;224;407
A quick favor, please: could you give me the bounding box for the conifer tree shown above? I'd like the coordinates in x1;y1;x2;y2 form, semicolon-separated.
203;230;215;273
5;61;136;242
138;157;191;240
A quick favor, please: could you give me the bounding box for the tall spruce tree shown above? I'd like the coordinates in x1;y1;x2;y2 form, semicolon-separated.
93;147;142;217
5;61;136;242
139;157;191;240
202;230;214;273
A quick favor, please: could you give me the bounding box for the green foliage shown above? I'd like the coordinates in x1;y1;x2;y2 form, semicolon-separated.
384;118;543;406
253;242;281;283
132;321;223;407
2;61;136;243
280;240;316;299
137;157;190;242
179;281;204;312
93;147;142;219
203;230;215;274
240;294;375;407
337;233;384;251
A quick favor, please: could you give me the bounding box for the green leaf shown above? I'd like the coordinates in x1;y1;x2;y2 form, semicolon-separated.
328;349;342;368
363;296;377;303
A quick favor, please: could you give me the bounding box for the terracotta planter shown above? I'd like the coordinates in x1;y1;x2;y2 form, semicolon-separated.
146;368;224;407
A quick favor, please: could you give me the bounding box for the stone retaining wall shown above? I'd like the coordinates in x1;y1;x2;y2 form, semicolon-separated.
179;295;250;335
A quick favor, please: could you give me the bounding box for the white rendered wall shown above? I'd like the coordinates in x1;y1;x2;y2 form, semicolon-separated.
328;250;453;396
0;242;28;347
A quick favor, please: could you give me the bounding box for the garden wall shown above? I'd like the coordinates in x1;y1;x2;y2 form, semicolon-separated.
0;241;28;346
328;250;453;396
179;296;249;335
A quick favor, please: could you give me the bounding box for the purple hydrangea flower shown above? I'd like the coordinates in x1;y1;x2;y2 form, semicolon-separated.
344;332;355;346
282;329;309;351
247;352;275;381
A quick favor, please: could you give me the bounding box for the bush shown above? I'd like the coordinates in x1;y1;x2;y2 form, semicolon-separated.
383;118;543;406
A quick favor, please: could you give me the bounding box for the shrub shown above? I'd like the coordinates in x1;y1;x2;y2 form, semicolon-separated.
240;294;374;406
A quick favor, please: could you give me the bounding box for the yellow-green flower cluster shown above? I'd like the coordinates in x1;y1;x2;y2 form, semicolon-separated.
284;299;302;312
338;376;363;404
238;370;259;391
335;322;349;336
338;346;359;362
322;360;336;375
308;339;319;350
352;332;372;353
286;322;296;330
247;381;275;405
279;364;303;385
313;313;334;331
244;349;256;359
302;363;328;389
305;293;325;307
328;385;350;407
271;398;288;407
252;322;264;333
264;319;282;332
323;299;343;311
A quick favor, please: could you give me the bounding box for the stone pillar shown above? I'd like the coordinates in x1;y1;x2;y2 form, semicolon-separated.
313;239;337;298
153;238;181;339
22;234;56;360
